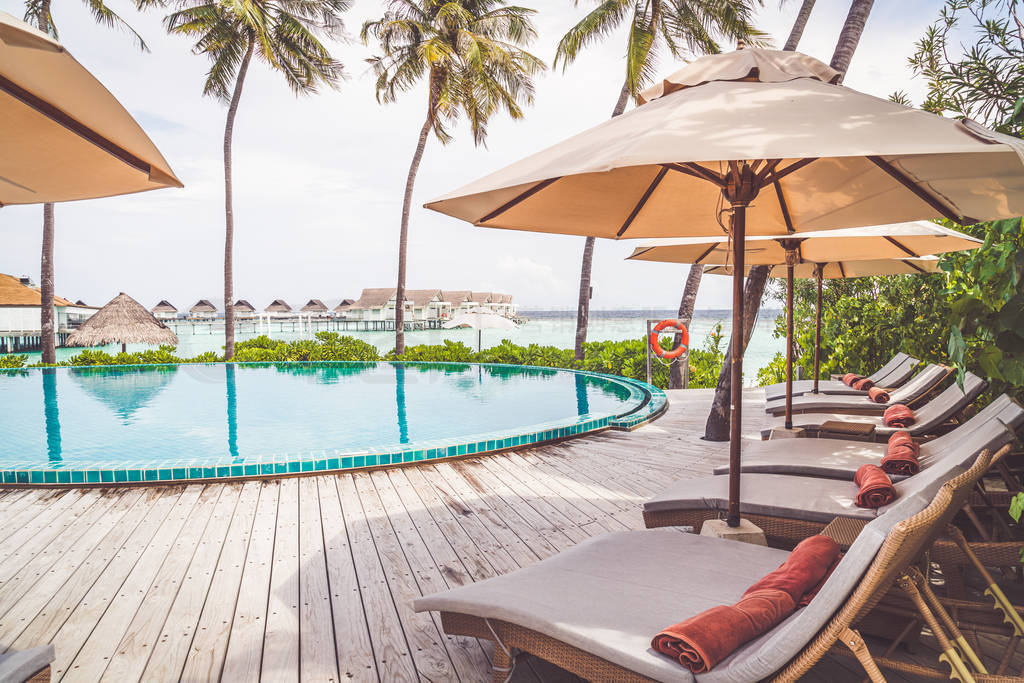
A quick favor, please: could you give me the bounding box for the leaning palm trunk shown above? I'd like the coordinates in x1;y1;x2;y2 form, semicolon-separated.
830;0;874;78
669;264;703;388
783;0;816;51
573;80;631;359
395;112;434;356
40;202;55;363
222;38;254;360
704;265;769;440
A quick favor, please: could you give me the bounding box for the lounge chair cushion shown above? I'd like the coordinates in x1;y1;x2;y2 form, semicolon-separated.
763;364;948;416
416;491;932;683
763;353;916;402
0;645;54;683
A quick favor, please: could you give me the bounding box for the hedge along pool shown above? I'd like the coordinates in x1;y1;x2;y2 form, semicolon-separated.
0;362;666;485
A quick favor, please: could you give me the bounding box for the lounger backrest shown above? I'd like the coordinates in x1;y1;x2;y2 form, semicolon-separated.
707;447;998;683
904;371;987;433
865;352;909;384
873;354;919;387
922;394;1024;461
889;364;949;403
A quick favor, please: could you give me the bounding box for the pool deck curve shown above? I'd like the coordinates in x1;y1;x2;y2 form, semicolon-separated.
0;389;1010;682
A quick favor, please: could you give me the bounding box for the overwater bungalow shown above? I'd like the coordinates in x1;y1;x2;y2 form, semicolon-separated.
264;299;293;318
189;299;218;320
347;288;397;321
404;289;448;321
442;290;473;317
301;299;330;317
233;299;257;319
0;272;95;351
75;299;88;307
151;300;178;320
333;298;356;318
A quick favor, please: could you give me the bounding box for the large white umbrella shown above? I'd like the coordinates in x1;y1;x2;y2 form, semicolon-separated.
443;306;517;351
0;11;182;203
628;222;982;429
426;48;1024;528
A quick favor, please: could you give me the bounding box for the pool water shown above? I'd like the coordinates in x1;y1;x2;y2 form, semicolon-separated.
0;362;664;484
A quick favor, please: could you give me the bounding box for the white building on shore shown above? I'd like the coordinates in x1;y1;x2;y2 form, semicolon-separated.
0;273;97;351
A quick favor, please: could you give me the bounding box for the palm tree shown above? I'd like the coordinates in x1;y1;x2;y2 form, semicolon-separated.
25;0;147;365
555;0;766;360
362;0;545;355
830;0;874;78
784;0;815;51
147;0;348;359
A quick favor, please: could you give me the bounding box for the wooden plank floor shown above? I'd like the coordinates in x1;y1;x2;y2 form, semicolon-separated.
0;389;1010;681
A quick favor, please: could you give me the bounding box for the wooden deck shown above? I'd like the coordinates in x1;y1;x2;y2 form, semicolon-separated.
0;389;1011;682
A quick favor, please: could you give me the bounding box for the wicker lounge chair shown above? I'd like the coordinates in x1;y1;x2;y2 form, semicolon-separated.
763;352;919;402
0;645;53;682
760;371;987;439
763;363;952;417
415;451;998;682
715;394;1023;481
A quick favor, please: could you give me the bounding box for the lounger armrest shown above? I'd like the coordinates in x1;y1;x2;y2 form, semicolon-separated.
0;645;54;683
820;517;869;550
819;421;876;438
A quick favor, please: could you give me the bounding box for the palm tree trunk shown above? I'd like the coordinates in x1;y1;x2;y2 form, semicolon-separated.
573;79;632;360
395;110;434;356
222;38;255;361
784;0;816;51
704;265;769;440
669;264;703;389
830;0;875;79
40;203;55;364
36;1;56;365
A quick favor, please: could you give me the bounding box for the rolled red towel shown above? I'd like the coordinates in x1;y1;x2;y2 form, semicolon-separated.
745;535;842;603
841;373;862;387
883;404;916;428
651;589;796;673
854;464;897;508
881;431;920;475
867;386;890;403
852;377;875;391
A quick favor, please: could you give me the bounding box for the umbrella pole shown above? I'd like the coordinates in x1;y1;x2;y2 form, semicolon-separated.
785;261;794;430
727;202;747;528
478;329;482;353
813;264;823;394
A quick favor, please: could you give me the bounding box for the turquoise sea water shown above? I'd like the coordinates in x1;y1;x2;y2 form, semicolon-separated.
1;363;647;476
11;309;785;383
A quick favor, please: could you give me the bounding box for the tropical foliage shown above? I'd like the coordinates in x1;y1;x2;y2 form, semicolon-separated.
362;0;544;355
3;328;732;390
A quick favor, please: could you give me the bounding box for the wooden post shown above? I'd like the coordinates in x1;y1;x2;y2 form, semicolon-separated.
785;258;794;430
728;201;746;527
813;264;823;393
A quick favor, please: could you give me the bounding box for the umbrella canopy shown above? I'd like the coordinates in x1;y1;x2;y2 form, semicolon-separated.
443;307;518;330
425;47;1024;529
0;11;182;204
627;222;982;266
66;292;179;349
426;49;1024;239
703;257;943;279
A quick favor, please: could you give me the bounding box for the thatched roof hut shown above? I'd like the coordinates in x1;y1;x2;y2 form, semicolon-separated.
75;299;88;307
190;299;217;316
265;299;292;313
405;289;442;307
233;299;256;313
443;290;472;306
151;300;177;313
351;288;396;310
66;292;178;352
333;298;356;312
301;299;329;313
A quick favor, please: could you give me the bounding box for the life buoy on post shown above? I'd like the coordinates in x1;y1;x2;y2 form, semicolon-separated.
650;319;689;360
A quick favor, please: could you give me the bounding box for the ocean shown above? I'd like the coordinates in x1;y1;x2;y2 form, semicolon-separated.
12;309;786;381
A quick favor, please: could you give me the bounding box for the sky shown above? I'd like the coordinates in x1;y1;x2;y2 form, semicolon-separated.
0;0;943;311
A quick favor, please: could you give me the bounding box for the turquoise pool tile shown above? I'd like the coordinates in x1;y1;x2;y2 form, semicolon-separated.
365;455;378;466
100;471;114;483
403;452;415;463
86;471;101;483
447;446;457;457
2;472;13;484
274;463;287;474
230;465;243;477
114;470;128;483
260;463;273;475
243;464;258;476
17;472;30;484
158;469;172;481
328;457;340;470
216;466;230;478
189;467;203;479
57;470;71;484
341;457;353;469
43;471;57;484
354;456;365;468
203;467;217;479
300;461;313;472
379;454;390;465
173;468;187;480
314;459;327;471
287;462;300;474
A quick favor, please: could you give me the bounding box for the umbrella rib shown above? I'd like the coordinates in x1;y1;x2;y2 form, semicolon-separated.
616;167;669;237
762;158;818;185
693;243;719;264
773;180;796;234
883;236;920;258
902;259;927;274
838;261;846;278
0;74;152;176
476;177;561;224
867;156;976;225
755;159;783;185
677;162;726;188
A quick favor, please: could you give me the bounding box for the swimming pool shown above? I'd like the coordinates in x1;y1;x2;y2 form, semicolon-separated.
0;362;665;485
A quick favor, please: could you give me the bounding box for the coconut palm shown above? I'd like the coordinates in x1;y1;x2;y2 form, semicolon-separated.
24;0;147;365
145;0;348;359
555;0;767;361
362;0;545;355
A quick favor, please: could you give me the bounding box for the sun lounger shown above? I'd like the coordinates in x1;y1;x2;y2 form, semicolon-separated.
0;645;54;683
760;371;986;439
715;394;1023;481
763;352;918;401
415;452;995;682
763;363;951;416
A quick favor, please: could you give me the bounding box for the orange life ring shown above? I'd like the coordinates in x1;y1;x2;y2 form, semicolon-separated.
650;319;689;360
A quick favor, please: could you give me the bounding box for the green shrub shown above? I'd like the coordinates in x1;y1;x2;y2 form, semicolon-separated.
756;351;786;387
0;354;27;369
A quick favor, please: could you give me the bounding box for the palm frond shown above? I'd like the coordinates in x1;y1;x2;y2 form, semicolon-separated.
84;0;149;50
554;0;632;70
